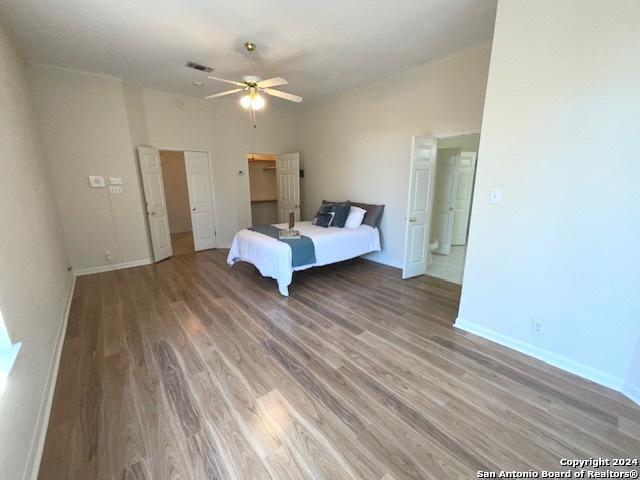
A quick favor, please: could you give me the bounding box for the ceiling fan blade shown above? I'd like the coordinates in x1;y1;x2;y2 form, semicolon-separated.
205;88;243;99
207;75;245;87
263;88;303;103
257;77;288;88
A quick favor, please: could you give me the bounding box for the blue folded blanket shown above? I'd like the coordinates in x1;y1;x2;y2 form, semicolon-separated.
250;225;317;267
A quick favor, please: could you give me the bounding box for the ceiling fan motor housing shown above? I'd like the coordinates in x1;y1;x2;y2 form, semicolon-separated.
242;75;261;85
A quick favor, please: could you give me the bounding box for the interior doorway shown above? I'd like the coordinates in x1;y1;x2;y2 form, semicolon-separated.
138;147;217;262
159;150;195;256
429;133;480;284
248;153;278;226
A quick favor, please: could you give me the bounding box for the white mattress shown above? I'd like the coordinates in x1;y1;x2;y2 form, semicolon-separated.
227;221;381;296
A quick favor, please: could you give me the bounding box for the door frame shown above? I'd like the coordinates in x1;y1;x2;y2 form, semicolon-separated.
435;129;481;140
400;130;481;279
146;146;218;250
433;130;481;250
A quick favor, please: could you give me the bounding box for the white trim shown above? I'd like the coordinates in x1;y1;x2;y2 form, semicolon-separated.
301;42;492;110
454;318;627;393
435;129;481;139
624;382;640;406
74;258;152;276
24;274;76;480
28;62;122;82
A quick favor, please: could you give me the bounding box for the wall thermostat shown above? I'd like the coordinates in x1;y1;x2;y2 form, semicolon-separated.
88;176;105;187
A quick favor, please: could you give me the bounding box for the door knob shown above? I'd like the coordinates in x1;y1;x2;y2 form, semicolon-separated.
409;217;416;222
149;211;156;216
191;207;196;211
448;207;454;212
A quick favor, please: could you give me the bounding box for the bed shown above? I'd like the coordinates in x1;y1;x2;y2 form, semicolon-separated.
227;203;383;295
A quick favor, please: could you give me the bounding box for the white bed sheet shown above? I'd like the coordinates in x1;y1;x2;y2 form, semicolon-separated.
227;221;381;296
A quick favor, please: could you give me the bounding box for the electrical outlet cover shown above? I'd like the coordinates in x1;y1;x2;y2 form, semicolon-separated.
489;188;502;204
88;176;105;187
531;319;545;335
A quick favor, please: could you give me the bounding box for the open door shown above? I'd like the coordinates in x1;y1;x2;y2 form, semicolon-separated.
402;137;437;279
276;152;300;223
432;147;461;255
184;151;217;251
138;146;173;262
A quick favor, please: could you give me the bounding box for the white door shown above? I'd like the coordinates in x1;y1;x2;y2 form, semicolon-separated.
432;148;461;255
402;137;437;279
184;151;217;251
451;151;477;245
138;147;173;262
276;153;300;223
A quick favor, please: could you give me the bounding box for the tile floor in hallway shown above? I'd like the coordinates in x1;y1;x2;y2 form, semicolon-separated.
428;245;467;284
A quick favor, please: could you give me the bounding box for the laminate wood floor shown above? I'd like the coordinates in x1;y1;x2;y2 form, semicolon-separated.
39;249;640;480
171;232;195;256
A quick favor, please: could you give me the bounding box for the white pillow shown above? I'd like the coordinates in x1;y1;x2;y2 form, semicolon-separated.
344;206;367;228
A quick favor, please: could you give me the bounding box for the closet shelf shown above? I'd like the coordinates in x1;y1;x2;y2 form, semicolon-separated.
251;199;277;204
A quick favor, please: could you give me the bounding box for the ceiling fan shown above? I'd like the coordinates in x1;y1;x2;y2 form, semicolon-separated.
204;42;302;110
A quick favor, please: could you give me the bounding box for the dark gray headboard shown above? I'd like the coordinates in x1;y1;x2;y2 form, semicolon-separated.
322;200;384;227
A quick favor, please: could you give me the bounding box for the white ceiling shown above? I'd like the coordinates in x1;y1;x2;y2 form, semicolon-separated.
0;0;496;103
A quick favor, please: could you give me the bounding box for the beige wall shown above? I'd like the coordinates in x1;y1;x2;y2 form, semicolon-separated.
294;44;491;267
143;89;296;247
249;161;278;202
0;27;73;480
29;65;152;273
458;0;640;398
251;202;279;227
160;150;192;234
249;160;278;225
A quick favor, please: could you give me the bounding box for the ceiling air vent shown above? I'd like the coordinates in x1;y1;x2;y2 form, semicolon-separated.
185;61;214;73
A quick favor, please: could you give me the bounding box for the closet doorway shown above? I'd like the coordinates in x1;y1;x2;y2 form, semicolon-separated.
248;153;278;226
138;147;216;262
159;150;195;255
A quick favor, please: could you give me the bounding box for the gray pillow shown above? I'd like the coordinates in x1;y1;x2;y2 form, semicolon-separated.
314;211;335;227
322;199;384;228
330;202;351;228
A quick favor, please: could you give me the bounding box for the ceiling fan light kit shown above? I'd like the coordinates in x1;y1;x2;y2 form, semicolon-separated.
203;41;303;124
240;90;265;110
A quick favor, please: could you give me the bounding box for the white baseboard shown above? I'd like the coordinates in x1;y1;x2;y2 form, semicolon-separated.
24;274;76;480
363;253;402;269
74;258;152;276
454;318;629;395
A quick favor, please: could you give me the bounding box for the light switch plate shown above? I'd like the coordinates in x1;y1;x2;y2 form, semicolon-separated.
489;188;502;205
109;177;123;185
109;185;123;194
88;176;105;188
